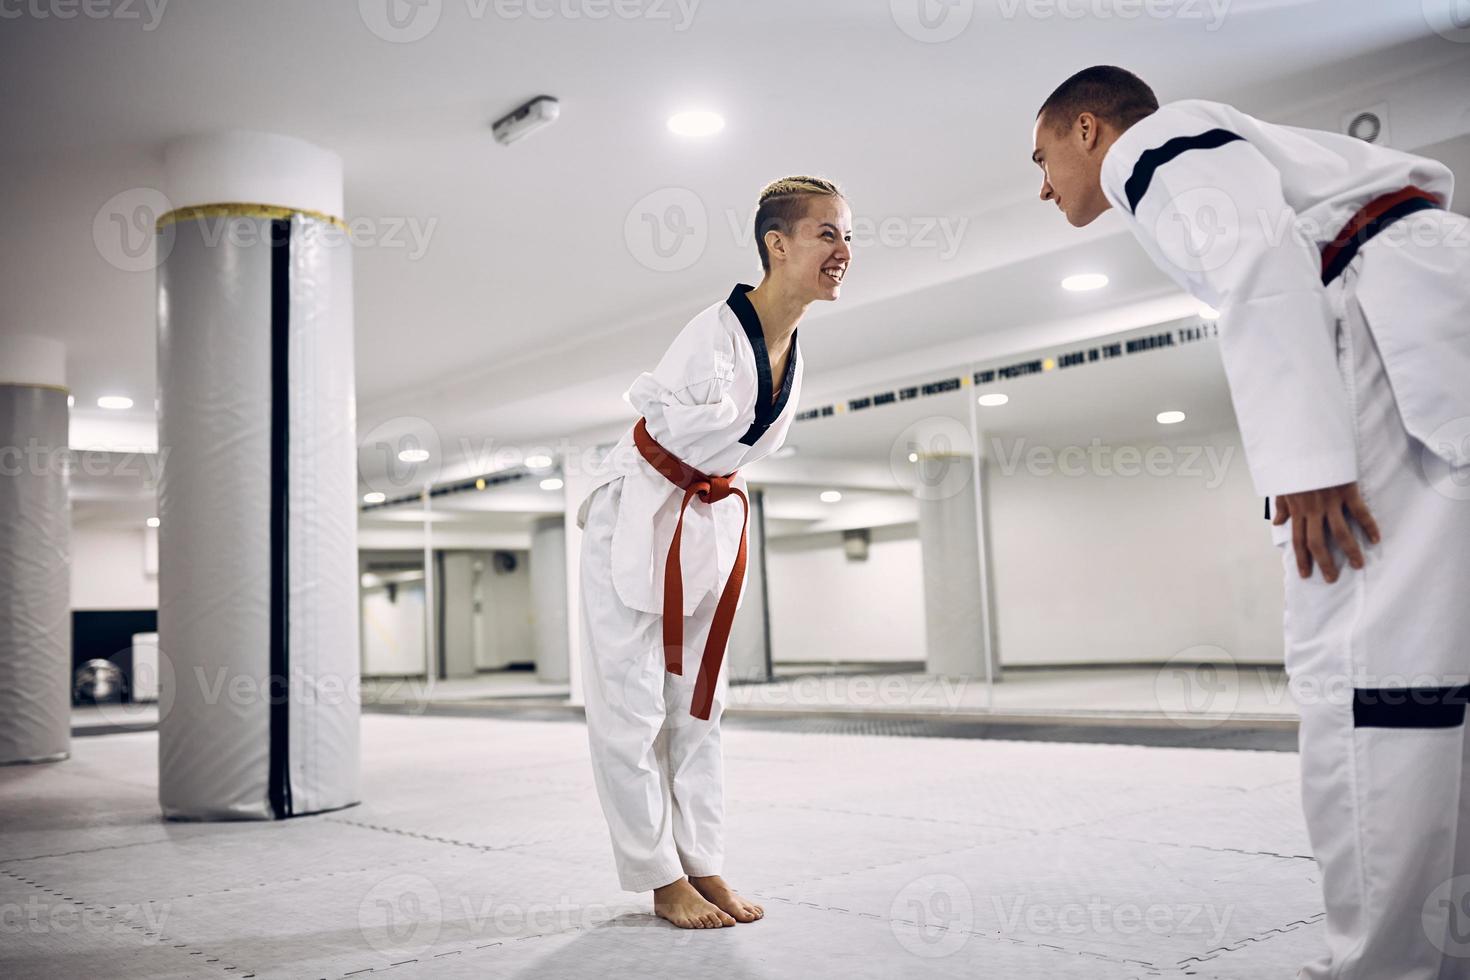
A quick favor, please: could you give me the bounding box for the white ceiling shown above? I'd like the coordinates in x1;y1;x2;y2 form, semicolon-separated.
3;1;1467;499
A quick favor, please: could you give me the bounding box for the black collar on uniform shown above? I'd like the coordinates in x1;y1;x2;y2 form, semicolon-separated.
726;283;799;446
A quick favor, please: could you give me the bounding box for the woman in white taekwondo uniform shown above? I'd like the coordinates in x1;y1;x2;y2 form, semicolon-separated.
577;176;851;929
1030;66;1470;978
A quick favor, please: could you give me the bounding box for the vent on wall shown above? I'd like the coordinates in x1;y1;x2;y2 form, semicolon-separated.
1341;103;1391;145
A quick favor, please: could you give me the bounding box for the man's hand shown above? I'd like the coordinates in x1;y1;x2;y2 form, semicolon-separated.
1272;482;1381;583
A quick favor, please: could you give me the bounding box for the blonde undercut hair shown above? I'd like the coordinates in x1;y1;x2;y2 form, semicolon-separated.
754;175;844;272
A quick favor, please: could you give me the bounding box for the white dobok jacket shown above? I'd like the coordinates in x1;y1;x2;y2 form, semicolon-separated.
1100;99;1468;498
578;283;803;616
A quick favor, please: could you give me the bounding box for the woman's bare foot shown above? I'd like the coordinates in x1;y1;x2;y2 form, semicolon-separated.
652;877;737;929
688;874;764;923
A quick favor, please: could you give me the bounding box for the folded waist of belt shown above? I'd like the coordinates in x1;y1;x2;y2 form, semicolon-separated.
1320;185;1441;287
633;418;750;720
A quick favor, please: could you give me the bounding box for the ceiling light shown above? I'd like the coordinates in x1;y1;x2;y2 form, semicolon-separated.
1198;304;1220;320
525;454;553;469
540;477;565;491
398;448;430;463
363;491;386;504
146;517;160;528
820;490;842;504
97;395;133;410
475;478;486;491
1156;410;1186;425
67;395;75;407
977;393;1009;407
1061;273;1108;292
907;452;919;463
667;110;725;137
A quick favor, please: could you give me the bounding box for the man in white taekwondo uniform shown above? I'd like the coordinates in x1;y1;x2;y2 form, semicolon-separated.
576;177;851;930
1031;66;1470;977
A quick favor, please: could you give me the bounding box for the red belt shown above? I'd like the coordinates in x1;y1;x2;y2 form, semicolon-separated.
633;418;749;720
1320;185;1439;286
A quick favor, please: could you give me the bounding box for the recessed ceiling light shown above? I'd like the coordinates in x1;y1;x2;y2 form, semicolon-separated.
525;454;553;469
398;448;430;463
475;478;486;491
907;452;919;463
1061;273;1108;292
146;517;160;528
1157;410;1186;425
97;395;133;410
977;393;1009;407
820;490;842;504
1198;304;1220;320
667;110;725;137
67;395;75;407
363;491;386;504
540;477;565;491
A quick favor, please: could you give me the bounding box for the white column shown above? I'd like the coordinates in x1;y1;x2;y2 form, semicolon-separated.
156;132;359;819
531;515;570;683
917;451;997;679
0;336;70;766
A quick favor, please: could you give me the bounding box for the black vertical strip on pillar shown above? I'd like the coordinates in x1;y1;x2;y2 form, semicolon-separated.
751;489;775;683
269;218;294;819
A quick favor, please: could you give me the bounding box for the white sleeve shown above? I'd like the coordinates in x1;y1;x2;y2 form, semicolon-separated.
1108;130;1356;498
629;315;742;449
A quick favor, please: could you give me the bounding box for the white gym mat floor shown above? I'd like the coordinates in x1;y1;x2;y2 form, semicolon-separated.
1;713;1325;979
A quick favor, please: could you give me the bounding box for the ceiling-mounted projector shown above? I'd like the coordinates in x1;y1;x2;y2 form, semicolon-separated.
492;96;559;145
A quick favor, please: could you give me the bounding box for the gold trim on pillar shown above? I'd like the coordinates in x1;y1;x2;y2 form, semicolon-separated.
156;203;348;232
0;382;70;394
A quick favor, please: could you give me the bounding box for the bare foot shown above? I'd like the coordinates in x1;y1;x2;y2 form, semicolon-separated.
653;877;736;929
688;874;764;923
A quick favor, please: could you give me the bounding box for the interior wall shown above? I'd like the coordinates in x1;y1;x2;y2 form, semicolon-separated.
479;549;533;669
361;581;426;676
71;525;157;610
766;523;926;664
985;427;1284;666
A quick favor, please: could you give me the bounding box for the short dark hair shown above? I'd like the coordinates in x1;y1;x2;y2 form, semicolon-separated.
1037;66;1158;134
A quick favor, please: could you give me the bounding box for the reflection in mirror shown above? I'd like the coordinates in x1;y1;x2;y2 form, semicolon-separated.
738;368;990;715
357;465;571;710
974;316;1286;724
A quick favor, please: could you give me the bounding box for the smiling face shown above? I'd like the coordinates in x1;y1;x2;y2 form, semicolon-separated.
1031;110;1113;227
766;194;853;302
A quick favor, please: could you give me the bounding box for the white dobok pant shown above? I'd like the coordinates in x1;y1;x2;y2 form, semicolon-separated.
579;477;729;893
1286;262;1470;979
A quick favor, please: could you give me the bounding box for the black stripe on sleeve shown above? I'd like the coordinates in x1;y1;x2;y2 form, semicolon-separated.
1354;684;1470;729
1124;128;1245;214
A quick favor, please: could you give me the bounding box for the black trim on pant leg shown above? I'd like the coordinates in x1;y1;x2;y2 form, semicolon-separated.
269;217;294;819
1354;685;1470;729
